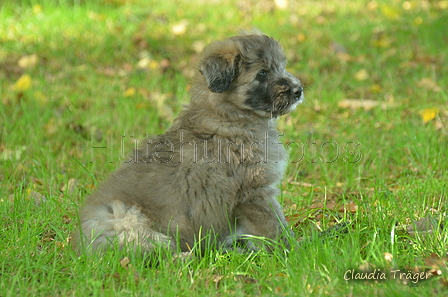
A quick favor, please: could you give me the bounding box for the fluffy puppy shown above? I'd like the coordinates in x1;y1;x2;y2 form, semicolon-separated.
76;32;304;253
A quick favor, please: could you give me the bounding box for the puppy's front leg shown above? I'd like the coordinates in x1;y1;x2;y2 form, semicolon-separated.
229;197;293;251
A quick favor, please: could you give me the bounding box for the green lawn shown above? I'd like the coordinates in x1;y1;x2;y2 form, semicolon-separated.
1;0;447;295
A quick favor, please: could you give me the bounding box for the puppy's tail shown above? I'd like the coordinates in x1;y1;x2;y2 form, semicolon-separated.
77;200;172;253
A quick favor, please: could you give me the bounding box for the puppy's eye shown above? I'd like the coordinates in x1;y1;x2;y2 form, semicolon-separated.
256;70;268;81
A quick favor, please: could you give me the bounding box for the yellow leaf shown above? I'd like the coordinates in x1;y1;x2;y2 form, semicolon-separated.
33;4;43;14
419;107;439;123
418;78;441;92
274;0;288;10
12;74;32;91
296;33;306;42
171;20;188;36
370;84;382;93
124;87;136;97
136;102;148;109
338;99;381;111
414;17;423;26
371;35;392;48
354;69;369;81
438;1;448;9
137;57;151;69
402;1;412;10
149;60;159;70
18;54;39;69
34;91;48;105
367;1;378;11
381;5;400;19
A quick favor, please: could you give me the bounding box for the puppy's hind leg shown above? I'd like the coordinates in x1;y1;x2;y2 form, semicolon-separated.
228;198;293;252
79;200;173;253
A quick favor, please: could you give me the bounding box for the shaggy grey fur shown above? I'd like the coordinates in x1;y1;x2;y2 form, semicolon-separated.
75;32;303;253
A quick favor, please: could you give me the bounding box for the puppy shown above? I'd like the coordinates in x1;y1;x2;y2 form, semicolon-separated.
76;32;304;254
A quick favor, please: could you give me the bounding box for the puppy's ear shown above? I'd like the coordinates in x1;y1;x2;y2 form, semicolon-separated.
199;42;240;93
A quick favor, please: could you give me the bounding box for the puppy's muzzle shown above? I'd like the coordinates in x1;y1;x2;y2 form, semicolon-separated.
292;86;303;102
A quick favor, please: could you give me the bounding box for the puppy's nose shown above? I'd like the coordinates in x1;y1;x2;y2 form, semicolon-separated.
292;86;303;99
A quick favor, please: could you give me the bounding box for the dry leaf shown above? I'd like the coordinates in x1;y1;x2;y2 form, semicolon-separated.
34;91;48;105
383;252;393;263
32;4;43;14
212;274;224;284
330;41;347;54
27;189;47;206
354;69;369;81
296;33;306;42
342;202;358;213
192;40;206;54
418;78;441;92
310;201;358;213
137;57;159;70
124;87;136;97
120;257;130;268
18;54;38;69
424;253;447;276
171;20;188;36
12;74;32;91
149;92;173;120
62;178;78;195
367;1;378;11
288;180;314;188
418;107;439;123
275;0;288;9
338;99;388;111
381;5;400;19
0;146;27;160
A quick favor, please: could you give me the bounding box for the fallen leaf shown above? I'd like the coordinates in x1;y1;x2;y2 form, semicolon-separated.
213;274;223;283
32;4;43;14
274;0;288;9
418;78;441;92
330;41;347;54
383;252;393;263
424;253;447;276
367;1;378;11
149;92;173;120
171;20;188;36
296;33;306;42
192;40;206;54
310;201;358;213
414;16;423;26
33;91;48;105
44;118;61;135
370;84;382;93
342;202;358;213
137;57;158;70
18;54;38;69
418;107;439;123
354;69;369;81
12;74;32;91
120;257;130;268
338;99;389;111
381;4;400;19
124;87;136;97
27;189;47;206
0;146;27;160
288;180;314;188
62;178;78;195
136;102;149;109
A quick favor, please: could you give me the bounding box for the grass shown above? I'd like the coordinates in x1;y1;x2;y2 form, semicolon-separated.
1;0;447;295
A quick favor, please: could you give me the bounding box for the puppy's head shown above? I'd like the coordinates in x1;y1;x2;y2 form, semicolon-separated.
198;32;303;118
